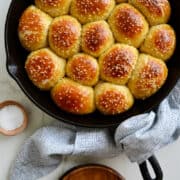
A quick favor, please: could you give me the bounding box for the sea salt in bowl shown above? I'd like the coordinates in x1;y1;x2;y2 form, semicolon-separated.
0;101;28;136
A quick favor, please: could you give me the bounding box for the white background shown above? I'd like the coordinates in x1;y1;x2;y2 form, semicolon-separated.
0;1;180;180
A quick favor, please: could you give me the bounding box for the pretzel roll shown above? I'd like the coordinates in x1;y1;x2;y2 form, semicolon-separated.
95;83;134;115
70;0;115;24
18;5;52;51
66;53;99;86
108;3;149;48
140;24;176;61
128;54;168;99
81;21;114;57
51;78;95;114
128;0;171;26
35;0;72;17
49;16;81;58
99;44;138;85
25;48;66;90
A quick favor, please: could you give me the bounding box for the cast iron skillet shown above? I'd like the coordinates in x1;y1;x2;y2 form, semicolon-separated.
5;0;180;128
5;0;180;180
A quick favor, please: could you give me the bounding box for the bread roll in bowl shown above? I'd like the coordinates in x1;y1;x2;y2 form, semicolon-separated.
129;0;171;26
141;24;176;61
66;53;99;86
18;5;52;51
25;48;66;90
108;3;149;48
95;82;134;115
81;20;114;57
128;54;168;99
35;0;72;17
99;44;138;85
51;78;95;114
70;0;115;24
49;15;81;58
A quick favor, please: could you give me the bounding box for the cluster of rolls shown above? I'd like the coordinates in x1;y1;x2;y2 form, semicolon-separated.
18;0;176;115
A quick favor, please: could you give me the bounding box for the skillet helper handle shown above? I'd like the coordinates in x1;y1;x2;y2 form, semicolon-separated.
139;155;163;180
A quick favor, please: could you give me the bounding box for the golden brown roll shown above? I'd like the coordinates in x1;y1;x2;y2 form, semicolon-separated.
140;24;176;61
51;78;95;114
70;0;115;24
25;48;66;90
108;3;149;48
66;53;99;86
81;21;114;57
48;15;81;58
95;82;134;115
35;0;72;17
128;54;168;99
128;0;171;26
99;44;138;85
18;5;52;51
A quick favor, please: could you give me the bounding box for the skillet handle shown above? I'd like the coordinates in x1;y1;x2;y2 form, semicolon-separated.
139;155;163;180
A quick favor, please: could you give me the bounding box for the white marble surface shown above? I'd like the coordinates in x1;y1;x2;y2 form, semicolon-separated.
0;1;180;180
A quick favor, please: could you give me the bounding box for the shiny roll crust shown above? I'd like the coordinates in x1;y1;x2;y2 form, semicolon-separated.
25;48;66;90
48;15;81;58
128;0;171;26
95;83;134;115
128;54;168;99
66;53;99;86
108;3;149;48
81;20;114;57
140;24;176;61
18;5;52;51
35;0;72;17
99;44;138;85
51;78;95;114
70;0;115;24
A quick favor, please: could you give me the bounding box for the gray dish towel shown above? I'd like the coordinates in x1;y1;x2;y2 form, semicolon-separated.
10;80;180;180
